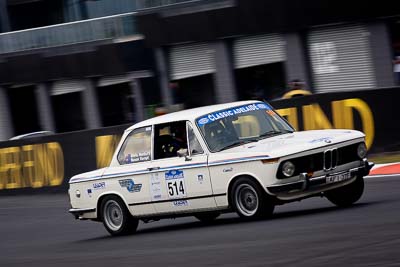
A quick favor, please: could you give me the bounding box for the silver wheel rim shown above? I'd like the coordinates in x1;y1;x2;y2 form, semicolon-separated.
103;200;123;231
235;184;259;216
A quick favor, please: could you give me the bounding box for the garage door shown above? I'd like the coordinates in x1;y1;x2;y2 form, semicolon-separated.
309;24;376;93
233;33;286;69
169;42;215;80
52;80;85;96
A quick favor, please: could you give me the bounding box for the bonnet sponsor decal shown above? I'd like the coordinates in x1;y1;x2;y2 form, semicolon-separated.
309;137;333;144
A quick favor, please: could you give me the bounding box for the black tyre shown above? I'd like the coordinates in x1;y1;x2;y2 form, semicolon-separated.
195;212;220;223
100;195;138;236
230;177;274;219
325;176;364;207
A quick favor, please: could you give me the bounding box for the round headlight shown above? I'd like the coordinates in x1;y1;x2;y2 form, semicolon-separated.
282;161;295;177
357;143;367;159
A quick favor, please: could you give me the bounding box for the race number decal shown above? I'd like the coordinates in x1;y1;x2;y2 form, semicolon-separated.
165;170;186;198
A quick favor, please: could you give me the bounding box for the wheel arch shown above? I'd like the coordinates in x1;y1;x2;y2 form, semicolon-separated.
96;192;131;219
226;174;268;208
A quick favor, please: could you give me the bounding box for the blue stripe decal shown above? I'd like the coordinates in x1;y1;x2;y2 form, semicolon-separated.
208;155;271;166
69;155;273;184
69;162;207;184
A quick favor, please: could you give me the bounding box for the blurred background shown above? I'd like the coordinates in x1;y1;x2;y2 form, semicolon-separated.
1;0;400;192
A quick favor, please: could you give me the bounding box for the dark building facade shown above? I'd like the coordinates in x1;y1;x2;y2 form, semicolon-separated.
0;0;399;140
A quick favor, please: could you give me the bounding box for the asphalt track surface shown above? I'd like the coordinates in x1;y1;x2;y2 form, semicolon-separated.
1;176;400;267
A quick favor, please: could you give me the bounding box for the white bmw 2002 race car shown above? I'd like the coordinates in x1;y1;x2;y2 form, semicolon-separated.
69;100;373;236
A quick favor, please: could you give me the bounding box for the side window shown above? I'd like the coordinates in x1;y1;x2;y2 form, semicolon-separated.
117;127;152;165
154;121;188;159
188;124;204;155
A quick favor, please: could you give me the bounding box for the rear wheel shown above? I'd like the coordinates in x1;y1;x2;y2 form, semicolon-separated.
101;195;138;236
325;176;364;207
231;177;274;219
195;212;220;223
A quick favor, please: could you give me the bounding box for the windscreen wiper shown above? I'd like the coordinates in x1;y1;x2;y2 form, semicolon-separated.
217;140;254;152
257;130;293;140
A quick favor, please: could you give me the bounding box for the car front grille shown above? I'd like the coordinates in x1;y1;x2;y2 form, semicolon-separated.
276;142;362;179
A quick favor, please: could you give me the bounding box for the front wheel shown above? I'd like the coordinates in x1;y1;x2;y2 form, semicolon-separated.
325;176;364;207
101;195;138;236
231;177;274;219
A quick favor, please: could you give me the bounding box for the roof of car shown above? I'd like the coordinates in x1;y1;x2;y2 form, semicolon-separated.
127;100;262;131
9;131;53;140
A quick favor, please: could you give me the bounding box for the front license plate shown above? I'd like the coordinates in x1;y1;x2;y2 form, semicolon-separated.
326;172;352;184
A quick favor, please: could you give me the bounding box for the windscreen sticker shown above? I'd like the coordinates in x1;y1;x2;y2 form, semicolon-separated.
124;151;150;164
197;103;271;126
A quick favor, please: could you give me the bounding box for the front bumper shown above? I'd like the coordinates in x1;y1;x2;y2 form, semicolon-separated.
267;160;374;195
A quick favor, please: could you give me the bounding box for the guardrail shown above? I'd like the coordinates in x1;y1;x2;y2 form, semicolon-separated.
0;12;138;54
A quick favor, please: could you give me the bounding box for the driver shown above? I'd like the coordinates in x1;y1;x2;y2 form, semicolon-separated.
160;125;188;158
171;126;187;151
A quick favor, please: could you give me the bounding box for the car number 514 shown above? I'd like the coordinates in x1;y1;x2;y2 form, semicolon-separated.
167;179;186;198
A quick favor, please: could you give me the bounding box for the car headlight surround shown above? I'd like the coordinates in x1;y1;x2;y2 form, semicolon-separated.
357;143;367;159
282;161;295;177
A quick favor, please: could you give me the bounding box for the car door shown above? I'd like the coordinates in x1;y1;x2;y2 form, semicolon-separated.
102;126;157;216
149;121;216;214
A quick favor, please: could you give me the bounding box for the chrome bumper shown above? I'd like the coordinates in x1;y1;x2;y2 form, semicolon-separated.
69;208;96;219
267;160;374;195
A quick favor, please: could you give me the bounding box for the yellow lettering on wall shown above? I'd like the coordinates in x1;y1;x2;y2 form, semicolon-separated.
5;147;22;189
0;148;7;190
47;142;64;186
96;135;121;168
332;98;374;149
332;100;354;129
22;145;36;188
33;144;47;188
0;142;65;190
303;104;333;130
276;107;299;130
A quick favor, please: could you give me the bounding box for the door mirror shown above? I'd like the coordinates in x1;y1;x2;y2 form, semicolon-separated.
177;148;188;158
177;148;192;161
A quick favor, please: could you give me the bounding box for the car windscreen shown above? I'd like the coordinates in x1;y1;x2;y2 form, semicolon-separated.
196;103;294;152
